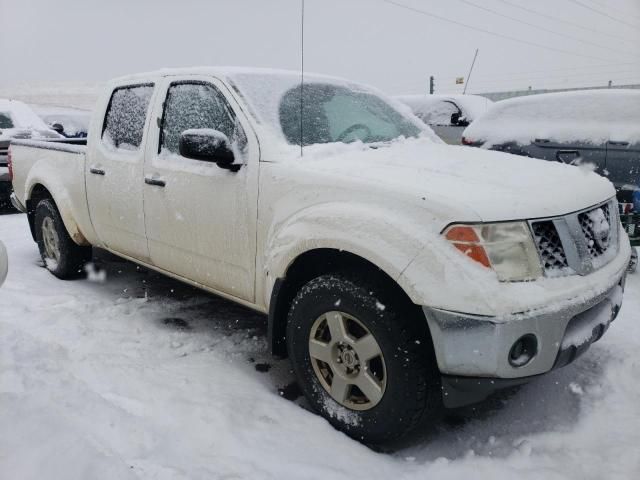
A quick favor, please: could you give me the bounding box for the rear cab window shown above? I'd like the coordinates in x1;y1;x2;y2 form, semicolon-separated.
102;84;154;151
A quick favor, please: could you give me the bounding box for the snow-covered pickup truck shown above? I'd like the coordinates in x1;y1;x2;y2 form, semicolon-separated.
9;68;630;444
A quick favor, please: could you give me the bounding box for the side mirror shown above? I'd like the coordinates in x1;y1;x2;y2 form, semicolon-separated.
50;123;65;135
179;129;239;172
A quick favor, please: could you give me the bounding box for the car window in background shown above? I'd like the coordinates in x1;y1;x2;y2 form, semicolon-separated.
102;84;154;150
279;83;421;146
160;82;246;155
0;113;14;129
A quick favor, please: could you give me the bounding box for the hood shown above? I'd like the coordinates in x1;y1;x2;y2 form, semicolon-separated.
291;138;615;223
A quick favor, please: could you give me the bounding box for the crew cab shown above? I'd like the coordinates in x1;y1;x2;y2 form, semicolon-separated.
9;68;630;444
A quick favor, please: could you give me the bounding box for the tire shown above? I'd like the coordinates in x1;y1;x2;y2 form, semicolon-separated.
286;273;441;444
34;198;92;279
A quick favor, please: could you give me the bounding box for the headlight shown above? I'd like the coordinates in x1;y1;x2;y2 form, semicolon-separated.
443;222;542;281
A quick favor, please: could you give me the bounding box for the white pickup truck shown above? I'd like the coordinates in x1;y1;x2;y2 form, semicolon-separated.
9;68;630;444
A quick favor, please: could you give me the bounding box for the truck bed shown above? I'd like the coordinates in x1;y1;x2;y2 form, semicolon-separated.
10;138;97;245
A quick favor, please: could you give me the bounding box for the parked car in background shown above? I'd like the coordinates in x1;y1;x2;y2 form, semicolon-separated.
9;68;630;444
34;105;91;139
396;94;493;144
462;90;640;187
0;99;63;207
462;89;640;262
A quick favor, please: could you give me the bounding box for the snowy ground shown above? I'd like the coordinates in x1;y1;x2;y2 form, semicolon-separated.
1;210;639;480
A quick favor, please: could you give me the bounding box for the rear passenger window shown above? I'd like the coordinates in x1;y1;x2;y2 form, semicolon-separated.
102;85;153;151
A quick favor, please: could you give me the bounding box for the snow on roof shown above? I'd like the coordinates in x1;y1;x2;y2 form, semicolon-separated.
395;94;493;124
463;89;640;146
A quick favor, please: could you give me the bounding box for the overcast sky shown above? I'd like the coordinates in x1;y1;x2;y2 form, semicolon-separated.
1;0;639;95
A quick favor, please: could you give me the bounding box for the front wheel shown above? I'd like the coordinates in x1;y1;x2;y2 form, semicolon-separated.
34;199;92;279
286;273;441;444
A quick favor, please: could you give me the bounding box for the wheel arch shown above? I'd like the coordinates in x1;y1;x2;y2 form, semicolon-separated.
268;248;429;357
26;183;89;246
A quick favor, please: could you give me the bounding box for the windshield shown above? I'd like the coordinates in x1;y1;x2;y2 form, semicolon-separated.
0;112;14;129
279;83;421;146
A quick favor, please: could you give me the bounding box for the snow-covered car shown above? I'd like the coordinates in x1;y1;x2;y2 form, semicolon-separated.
0;239;7;286
461;90;640;189
8;68;630;444
35;105;91;139
0;99;63;205
396;94;493;144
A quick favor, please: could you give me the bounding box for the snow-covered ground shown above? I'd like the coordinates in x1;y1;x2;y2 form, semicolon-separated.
1;210;639;479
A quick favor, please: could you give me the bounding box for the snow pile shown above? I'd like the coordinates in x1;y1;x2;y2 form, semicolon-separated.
463;89;640;147
396;94;493;125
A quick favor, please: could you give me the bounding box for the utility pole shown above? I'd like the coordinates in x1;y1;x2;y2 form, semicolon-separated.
462;49;479;95
429;75;435;94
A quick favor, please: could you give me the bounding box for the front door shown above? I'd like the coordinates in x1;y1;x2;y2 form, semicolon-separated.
142;77;259;302
86;83;155;261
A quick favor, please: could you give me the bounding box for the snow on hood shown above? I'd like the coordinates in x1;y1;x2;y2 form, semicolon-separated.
0;98;63;141
396;94;493;125
463;89;640;147
290;137;614;222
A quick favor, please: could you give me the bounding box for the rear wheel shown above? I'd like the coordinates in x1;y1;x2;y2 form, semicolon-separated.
34;199;91;279
286;273;441;444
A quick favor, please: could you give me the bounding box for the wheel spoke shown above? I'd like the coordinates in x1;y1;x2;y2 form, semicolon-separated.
325;311;348;343
330;374;350;403
355;372;383;405
354;334;381;361
308;339;332;363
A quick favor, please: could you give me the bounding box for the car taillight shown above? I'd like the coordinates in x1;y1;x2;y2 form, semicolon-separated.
7;146;13;182
461;136;474;146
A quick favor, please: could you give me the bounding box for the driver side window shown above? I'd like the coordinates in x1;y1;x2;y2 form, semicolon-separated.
160;82;246;156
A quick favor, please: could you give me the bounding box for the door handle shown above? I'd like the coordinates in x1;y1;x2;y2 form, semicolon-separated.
144;176;166;187
608;140;629;146
556;150;580;164
89;167;105;176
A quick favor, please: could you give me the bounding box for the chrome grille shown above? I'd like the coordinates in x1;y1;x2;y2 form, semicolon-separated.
578;203;612;259
529;199;619;277
532;221;568;271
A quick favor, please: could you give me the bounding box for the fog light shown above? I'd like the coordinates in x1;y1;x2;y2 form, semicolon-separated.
509;334;538;367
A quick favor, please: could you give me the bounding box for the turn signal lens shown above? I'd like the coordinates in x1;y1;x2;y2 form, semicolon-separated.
445;226;491;267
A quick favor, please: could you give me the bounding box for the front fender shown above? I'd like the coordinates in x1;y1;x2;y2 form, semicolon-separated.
262;201;445;307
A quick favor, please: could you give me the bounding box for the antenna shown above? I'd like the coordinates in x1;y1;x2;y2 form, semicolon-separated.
300;0;305;157
463;48;479;94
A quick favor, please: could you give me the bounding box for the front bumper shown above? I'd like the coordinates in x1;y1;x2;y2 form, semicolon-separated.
425;269;626;407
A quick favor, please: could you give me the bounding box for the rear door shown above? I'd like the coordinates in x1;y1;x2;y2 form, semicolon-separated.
85;83;156;261
142;76;259;302
605;140;640;188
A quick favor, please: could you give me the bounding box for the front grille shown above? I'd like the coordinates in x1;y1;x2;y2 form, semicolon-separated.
532;221;568;271
530;200;619;277
578;203;613;259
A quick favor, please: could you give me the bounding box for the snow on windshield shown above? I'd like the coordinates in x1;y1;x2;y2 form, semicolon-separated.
464;89;640;146
228;71;426;147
